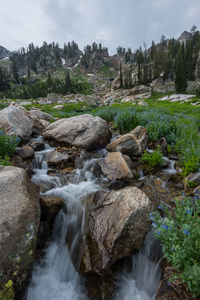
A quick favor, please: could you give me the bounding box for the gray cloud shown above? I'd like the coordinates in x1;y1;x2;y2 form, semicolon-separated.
0;0;200;55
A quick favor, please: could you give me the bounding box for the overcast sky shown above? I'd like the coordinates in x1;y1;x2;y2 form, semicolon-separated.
1;0;200;55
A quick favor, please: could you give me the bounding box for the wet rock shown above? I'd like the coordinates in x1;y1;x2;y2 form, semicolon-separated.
43;114;112;150
106;126;148;157
80;186;152;274
156;137;168;156
98;152;134;182
40;196;64;224
15;145;35;159
0;166;40;293
47;149;70;168
12;154;33;174
29;140;45;151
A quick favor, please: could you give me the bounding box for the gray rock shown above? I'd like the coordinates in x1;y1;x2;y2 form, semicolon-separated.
29;140;45;151
0;104;44;141
43;114;112;150
80;186;152;273
98;152;133;182
0;166;40;290
15;145;35;159
106;126;148;157
47;149;70;167
52;105;65;110
30;109;54;122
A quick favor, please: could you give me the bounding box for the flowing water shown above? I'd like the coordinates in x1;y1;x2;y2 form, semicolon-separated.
26;140;162;300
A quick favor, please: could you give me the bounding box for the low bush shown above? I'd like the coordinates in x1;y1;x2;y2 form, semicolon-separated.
141;145;164;167
151;193;200;297
0;129;20;158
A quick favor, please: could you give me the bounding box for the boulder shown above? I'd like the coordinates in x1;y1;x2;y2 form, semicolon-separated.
40;196;64;224
47;93;63;104
106;126;148;157
29;109;54;122
52;105;65;110
98;152;133;182
15;145;35;159
43;114;112;150
47;149;70;168
80;186;152;274
0;166;40;293
29;140;45;151
39;119;51;128
0;104;44;141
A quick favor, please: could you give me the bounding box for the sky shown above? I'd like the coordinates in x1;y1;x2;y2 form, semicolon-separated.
0;0;200;55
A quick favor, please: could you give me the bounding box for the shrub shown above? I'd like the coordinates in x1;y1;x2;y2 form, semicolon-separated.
114;108;140;132
94;106;119;123
141;145;164;167
151;193;200;297
0;129;20;158
0;155;12;166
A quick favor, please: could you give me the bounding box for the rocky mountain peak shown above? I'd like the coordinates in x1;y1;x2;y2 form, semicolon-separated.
0;45;12;60
178;31;192;44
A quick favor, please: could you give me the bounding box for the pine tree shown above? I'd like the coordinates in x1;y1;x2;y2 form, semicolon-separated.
175;45;187;93
12;59;19;83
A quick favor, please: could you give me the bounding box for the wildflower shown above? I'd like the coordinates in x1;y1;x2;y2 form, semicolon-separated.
183;230;190;235
187;210;191;213
172;247;175;251
162;225;168;229
158;206;163;210
152;222;156;227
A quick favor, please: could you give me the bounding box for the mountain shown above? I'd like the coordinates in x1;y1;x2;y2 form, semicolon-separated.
0;45;12;60
0;29;200;98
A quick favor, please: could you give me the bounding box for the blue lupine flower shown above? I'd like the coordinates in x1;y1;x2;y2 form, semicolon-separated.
162;225;168;229
183;230;190;235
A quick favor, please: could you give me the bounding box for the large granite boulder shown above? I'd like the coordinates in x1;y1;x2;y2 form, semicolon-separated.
98;152;133;182
0;166;40;294
0;104;44;141
80;186;152;274
43;114;112;150
29;109;54;122
106;126;148;157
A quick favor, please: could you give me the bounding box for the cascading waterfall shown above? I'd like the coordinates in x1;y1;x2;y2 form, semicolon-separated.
26;139;162;300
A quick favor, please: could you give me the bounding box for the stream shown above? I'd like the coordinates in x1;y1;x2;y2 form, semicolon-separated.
26;139;163;300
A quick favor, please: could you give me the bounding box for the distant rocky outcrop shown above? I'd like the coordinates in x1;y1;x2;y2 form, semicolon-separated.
0;45;11;60
43;114;112;150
